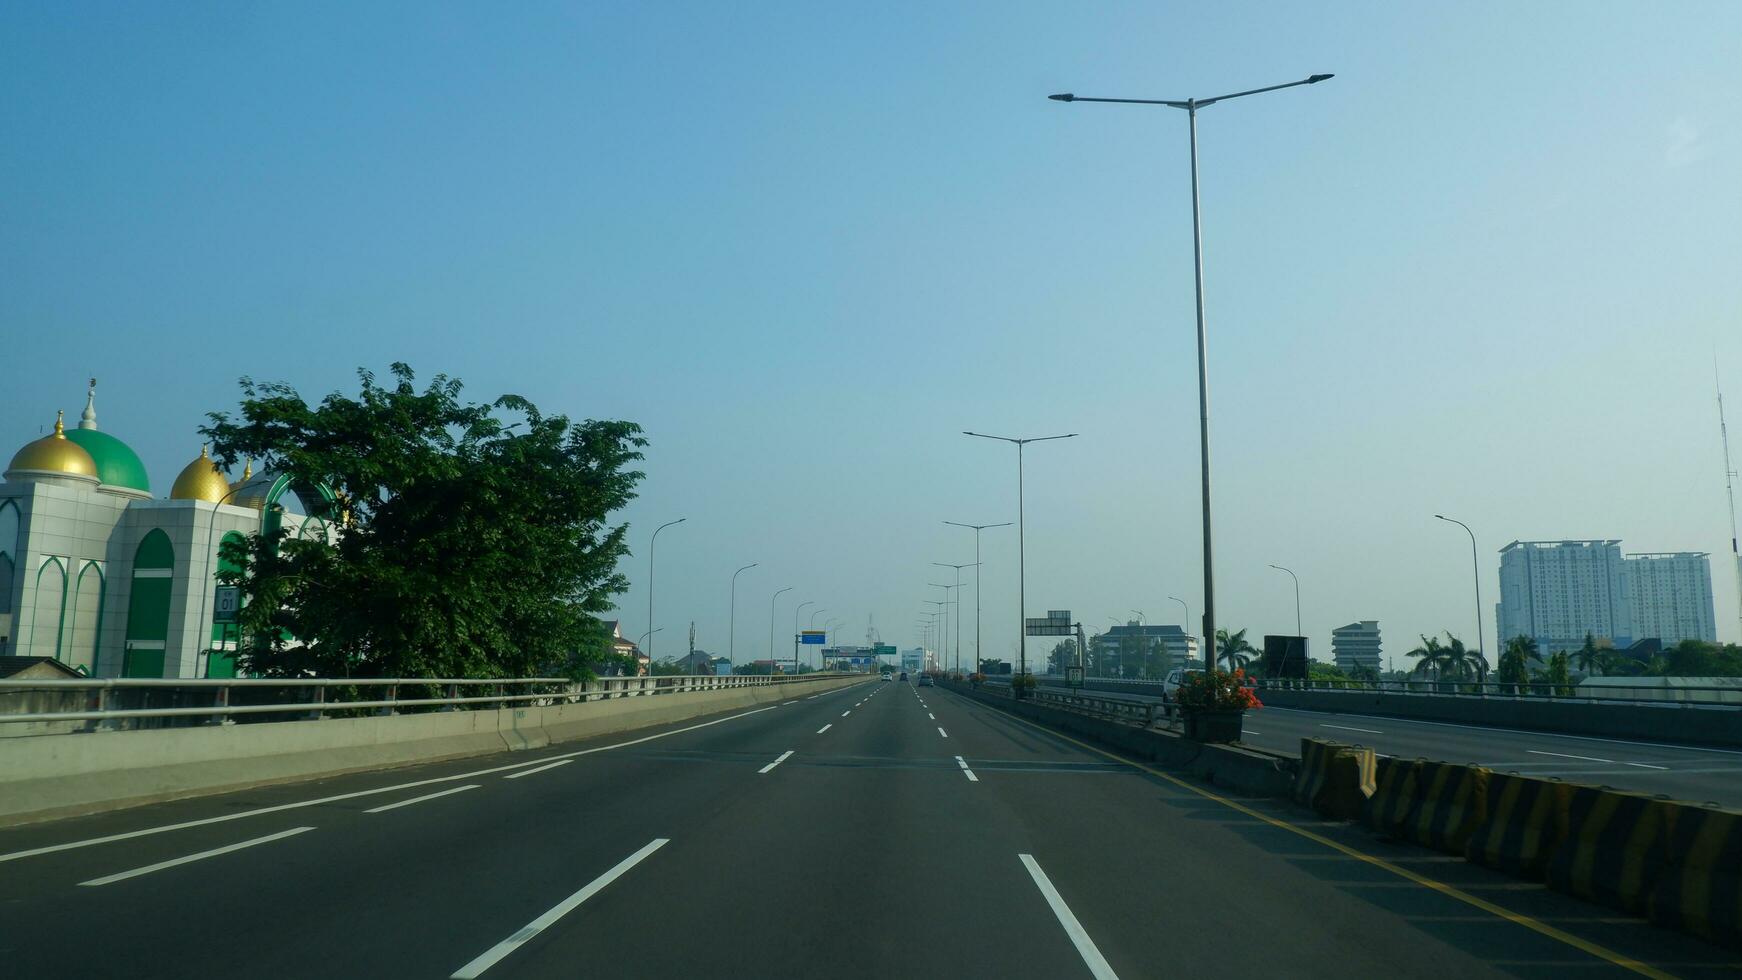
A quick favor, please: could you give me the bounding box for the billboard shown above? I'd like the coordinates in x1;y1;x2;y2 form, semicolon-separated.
1026;610;1073;636
1262;635;1310;679
800;630;826;645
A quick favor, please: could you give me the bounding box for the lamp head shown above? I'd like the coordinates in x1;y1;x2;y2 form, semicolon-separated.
1307;74;1334;83
1048;93;1075;102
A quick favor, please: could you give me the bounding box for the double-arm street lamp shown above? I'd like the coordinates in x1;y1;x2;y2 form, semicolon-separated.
647;518;687;662
1049;73;1333;675
933;562;980;674
945;521;1011;676
964;431;1078;680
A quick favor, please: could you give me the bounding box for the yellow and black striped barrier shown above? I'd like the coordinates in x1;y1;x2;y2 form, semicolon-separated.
1650;803;1742;948
1402;760;1490;855
1464;771;1570;879
1361;755;1420;838
1545;784;1676;916
1293;737;1376;820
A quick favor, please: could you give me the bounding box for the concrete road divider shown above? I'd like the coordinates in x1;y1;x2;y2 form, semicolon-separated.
1362;755;1420;838
1404;761;1490;855
1294;737;1374;820
1649;804;1742;947
1545;785;1676;917
1464;771;1570;879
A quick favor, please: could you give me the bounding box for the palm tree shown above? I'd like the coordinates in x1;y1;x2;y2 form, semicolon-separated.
1407;634;1448;681
1573;632;1600;676
1441;633;1488;685
1216;628;1256;671
1496;634;1543;693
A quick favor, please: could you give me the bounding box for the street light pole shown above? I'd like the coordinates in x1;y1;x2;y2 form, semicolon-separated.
1050;73;1333;677
770;587;793;675
729;563;757;669
1268;565;1301;635
922;600;946;670
1436;514;1486;665
945;521;1011;675
964;432;1078;682
933;562;979;674
794;601;815;675
648;518;687;663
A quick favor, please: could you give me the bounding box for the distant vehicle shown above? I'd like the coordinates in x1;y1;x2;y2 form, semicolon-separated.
881;673;891;682
918;675;934;687
899;672;909;682
1163;668;1202;703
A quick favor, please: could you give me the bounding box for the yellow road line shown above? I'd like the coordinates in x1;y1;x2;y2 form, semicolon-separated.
962;692;1677;980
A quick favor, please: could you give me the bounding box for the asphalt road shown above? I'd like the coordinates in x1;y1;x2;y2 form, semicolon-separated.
0;677;1733;978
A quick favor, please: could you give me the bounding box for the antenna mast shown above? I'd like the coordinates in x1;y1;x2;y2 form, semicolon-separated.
1720;370;1742;641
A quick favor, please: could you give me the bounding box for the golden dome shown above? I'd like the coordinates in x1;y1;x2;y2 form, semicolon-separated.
170;444;232;503
6;412;99;481
230;460;271;510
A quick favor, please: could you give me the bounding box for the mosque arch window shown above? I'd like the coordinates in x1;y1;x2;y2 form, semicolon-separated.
29;556;67;662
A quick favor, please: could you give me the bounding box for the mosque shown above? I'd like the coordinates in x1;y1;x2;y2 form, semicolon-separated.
0;382;334;678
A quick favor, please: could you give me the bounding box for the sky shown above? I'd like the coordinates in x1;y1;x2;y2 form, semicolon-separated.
5;2;1741;669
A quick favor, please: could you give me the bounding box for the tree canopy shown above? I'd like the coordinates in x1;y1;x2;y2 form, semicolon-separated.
204;364;645;680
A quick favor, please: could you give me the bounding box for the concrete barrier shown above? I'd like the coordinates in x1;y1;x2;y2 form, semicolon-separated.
1650;804;1742;947
946;682;1296;798
1293;738;1376;820
1362;755;1421;838
1464;772;1570;879
0;674;871;827
1545;785;1676;917
1403;761;1490;855
1254;687;1742;749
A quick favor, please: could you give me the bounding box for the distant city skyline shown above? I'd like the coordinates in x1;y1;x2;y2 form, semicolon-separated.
5;3;1740;668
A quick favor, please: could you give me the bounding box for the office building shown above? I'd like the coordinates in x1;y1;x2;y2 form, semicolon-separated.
1330;621;1381;674
1625;553;1717;644
1496;540;1632;656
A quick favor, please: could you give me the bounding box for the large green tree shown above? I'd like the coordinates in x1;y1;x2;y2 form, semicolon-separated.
204;364;645;680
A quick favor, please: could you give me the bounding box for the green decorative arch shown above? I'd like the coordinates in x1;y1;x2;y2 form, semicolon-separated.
29;556;67;660
124;529;175;678
258;473;339;539
72;560;105;674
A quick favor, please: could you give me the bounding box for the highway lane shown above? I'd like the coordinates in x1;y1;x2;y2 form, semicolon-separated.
1;676;1735;978
1033;682;1742;807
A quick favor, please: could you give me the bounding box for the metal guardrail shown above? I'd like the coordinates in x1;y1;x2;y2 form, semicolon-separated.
0;672;849;733
1025;673;1742;708
1252;678;1742;707
968;680;1175;730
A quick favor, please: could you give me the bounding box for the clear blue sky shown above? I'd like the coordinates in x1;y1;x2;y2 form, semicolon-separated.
5;2;1740;665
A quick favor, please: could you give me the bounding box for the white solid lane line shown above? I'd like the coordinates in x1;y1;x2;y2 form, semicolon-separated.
0;704;781;866
759;750;795;774
938;727;949;739
1529;749;1612;764
80;827;315;887
1019;854;1120;980
1321;724;1383;735
816;724;832;734
1623;761;1670;770
505;760;573;780
451;838;668;979
365;784;481;813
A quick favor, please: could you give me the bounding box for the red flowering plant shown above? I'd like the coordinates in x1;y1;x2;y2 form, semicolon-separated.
1174;668;1263;712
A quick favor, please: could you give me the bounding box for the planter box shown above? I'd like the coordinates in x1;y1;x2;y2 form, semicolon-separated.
1184;709;1244;743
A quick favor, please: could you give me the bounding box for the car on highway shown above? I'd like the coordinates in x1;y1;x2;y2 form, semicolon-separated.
917;675;934;687
898;671;908;682
1162;668;1201;704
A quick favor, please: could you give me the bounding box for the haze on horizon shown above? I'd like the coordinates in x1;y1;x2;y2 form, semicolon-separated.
4;1;1739;668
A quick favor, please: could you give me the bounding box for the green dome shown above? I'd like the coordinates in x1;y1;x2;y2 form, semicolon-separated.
63;428;151;493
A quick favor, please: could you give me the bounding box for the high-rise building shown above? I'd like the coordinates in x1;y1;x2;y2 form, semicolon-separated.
1625;553;1717;644
1330;621;1381;674
1496;540;1632;656
1496;541;1721;654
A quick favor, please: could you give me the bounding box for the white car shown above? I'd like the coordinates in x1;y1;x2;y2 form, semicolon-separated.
1163;668;1202;703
